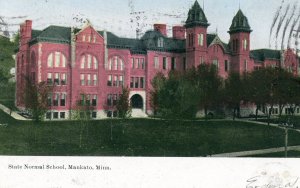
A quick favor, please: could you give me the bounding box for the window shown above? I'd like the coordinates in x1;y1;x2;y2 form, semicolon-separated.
243;39;247;50
60;73;66;85
134;77;139;88
140;58;145;69
225;60;229;72
114;57;118;70
60;112;65;119
92;95;97;106
46;112;51;119
119;76;124;87
171;57;176;70
80;94;85;106
244;60;248;72
93;74;97;86
130;77;134;88
107;75;112;86
53;93;59;106
60;93;66;106
200;56;204;64
93;36;97;43
87;55;92;69
135;58;140;69
119;59;124;71
183;57;187;70
47;93;52;106
198;33;204;46
81;57;85;69
82;35;86;42
87;74;91;86
53;112;59;119
54;73;59;85
80;74;85;86
62;55;66;67
47;73;52;84
47;54;53;67
163;57;167;70
107;94;112;106
92;112;97;118
157;37;164;48
140;77;144;88
93;57;98;69
213;59;219;70
131;58;134;69
88;35;91;42
113;94;118;106
154;56;159;69
86;94;91;106
108;59;112;70
113;75;118;87
55;52;60;67
107;111;112;118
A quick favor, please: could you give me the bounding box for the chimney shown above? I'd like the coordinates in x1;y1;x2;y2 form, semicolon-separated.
20;20;32;45
172;26;186;40
154;24;167;37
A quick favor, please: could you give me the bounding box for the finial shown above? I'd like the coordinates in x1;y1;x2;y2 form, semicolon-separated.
239;0;241;9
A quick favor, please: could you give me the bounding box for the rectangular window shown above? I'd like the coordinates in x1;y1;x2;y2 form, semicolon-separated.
86;94;91;106
81;57;85;69
87;55;92;69
93;36;97;43
154;56;159;69
54;73;59;85
198;33;204;46
93;57;98;69
297;108;300;114
55;52;60;67
61;73;66;85
113;75;118;87
107;111;112;118
53;93;59;106
171;57;176;70
62;56;66;67
114;57;118;70
47;73;52;84
140;77;144;88
48;54;53;67
82;35;86;42
53;112;59;119
213;59;219;70
88;35;91;42
200;56;204;64
47;93;52;106
130;77;134;88
135;58;140;69
113;94;118;106
60;112;65;119
244;60;248;72
134;77;139;88
225;60;229;72
140;58;145;69
92;112;97;118
119;76;123;87
107;94;112;106
107;75;112;86
46;112;51;119
163;57;167;70
92;95;97;106
119;59;124;71
80;74;85;86
131;58;134;69
60;93;66;106
80;94;85;106
87;74;91;86
93;74;97;86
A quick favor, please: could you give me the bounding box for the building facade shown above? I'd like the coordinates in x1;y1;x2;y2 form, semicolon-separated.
16;1;299;119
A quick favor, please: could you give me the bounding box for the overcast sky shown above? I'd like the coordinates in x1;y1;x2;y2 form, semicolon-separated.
1;0;299;50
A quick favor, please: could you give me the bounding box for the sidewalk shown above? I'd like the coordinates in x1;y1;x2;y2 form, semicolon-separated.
0;103;28;120
211;145;300;157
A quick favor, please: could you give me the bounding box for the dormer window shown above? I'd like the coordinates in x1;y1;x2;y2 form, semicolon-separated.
157;37;164;48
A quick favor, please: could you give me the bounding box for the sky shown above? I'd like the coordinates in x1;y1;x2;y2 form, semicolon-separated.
0;0;299;50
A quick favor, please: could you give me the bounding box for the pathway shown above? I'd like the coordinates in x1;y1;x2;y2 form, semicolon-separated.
0;103;28;120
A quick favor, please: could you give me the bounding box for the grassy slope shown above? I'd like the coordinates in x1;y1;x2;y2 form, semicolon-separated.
0;36;15;78
1;110;300;156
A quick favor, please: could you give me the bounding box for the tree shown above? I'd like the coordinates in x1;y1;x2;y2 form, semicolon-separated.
116;87;131;118
24;76;54;122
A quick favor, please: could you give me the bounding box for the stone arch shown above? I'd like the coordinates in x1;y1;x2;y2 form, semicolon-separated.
130;94;143;109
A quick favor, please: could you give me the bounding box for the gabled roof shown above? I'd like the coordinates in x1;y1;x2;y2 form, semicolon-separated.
250;49;281;61
229;9;252;34
185;0;209;28
207;34;231;54
30;26;71;44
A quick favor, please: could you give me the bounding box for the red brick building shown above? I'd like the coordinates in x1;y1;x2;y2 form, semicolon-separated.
16;1;299;119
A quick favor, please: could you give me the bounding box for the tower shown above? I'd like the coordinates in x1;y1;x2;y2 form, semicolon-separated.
228;10;252;74
185;0;210;68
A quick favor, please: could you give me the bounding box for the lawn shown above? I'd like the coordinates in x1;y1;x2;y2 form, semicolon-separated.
1;110;300;156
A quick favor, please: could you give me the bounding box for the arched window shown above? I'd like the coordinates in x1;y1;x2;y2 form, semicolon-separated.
47;52;67;68
243;39;247;51
80;54;98;69
107;56;124;71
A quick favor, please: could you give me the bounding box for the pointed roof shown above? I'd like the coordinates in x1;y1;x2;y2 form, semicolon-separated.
185;0;209;28
228;9;252;34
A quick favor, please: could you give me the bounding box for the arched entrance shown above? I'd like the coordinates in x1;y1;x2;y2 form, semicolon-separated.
130;94;143;109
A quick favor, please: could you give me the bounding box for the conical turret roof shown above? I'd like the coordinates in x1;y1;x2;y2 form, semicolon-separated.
229;9;252;34
185;0;209;28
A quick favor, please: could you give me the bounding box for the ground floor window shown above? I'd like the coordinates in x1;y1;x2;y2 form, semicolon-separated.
60;112;65;119
92;111;97;119
53;112;59;119
46;112;51;119
107;111;118;118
